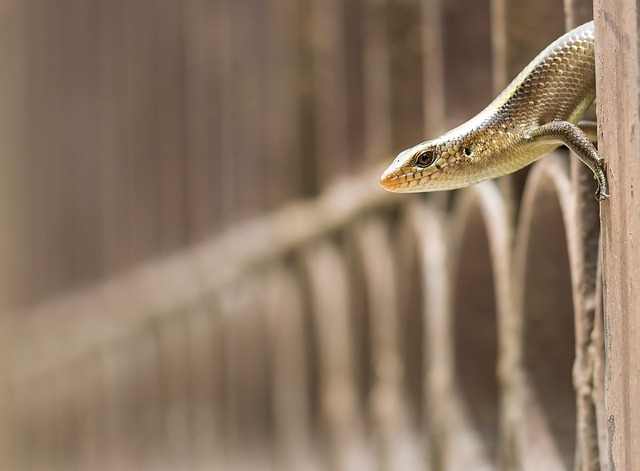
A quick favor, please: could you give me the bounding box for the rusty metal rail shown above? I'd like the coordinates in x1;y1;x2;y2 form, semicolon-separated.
5;153;606;471
2;0;639;470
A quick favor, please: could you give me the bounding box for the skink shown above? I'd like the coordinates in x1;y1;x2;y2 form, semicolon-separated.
380;21;608;200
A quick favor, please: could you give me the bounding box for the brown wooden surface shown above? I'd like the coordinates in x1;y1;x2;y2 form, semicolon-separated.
595;2;640;470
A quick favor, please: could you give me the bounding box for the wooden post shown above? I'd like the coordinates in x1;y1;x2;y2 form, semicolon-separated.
594;2;640;469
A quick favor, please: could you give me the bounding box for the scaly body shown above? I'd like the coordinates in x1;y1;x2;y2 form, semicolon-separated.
380;21;608;200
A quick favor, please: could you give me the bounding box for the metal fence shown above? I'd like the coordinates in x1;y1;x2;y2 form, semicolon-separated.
2;0;639;469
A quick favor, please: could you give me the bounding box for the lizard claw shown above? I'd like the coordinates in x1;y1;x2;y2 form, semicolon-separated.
593;159;608;201
594;180;610;201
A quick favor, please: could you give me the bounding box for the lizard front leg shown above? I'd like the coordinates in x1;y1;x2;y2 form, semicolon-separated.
530;121;608;200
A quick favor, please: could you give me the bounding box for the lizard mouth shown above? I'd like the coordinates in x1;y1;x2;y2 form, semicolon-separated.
380;169;400;192
380;167;422;192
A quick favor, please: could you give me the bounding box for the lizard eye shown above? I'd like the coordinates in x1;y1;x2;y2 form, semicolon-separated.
416;150;437;167
463;147;473;157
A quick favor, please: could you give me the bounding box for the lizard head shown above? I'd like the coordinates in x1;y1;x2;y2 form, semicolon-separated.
380;136;477;193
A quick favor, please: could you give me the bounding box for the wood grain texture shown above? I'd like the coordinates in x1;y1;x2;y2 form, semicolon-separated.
594;2;640;470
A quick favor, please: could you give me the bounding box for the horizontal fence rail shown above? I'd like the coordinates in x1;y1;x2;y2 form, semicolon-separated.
6;155;607;470
2;0;638;470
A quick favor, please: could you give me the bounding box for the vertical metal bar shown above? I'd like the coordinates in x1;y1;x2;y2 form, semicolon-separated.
156;315;193;468
350;218;426;470
421;0;446;137
422;0;493;165
362;0;392;161
302;241;374;471
512;155;577;470
309;0;350;187
563;2;603;470
491;0;565;200
386;0;425;149
58;0;103;288
441;0;493;129
155;0;188;251
97;0;131;276
221;280;275;469
393;207;427;424
183;0;220;240
263;0;305;207
442;182;511;471
226;0;270;220
0;0;27;309
417;203;448;471
78;354;108;471
491;0;566;92
265;267;314;470
342;0;366;169
123;0;161;264
217;0;237;225
186;299;227;470
0;0;25;464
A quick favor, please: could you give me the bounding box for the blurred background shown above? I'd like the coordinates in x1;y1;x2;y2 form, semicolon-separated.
0;0;604;470
0;0;433;309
